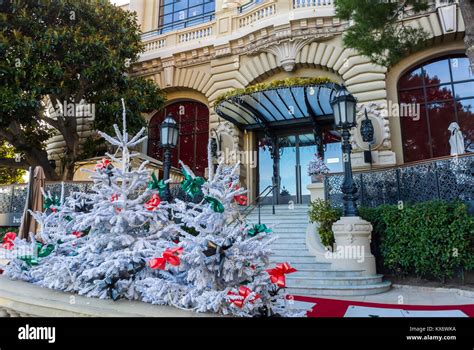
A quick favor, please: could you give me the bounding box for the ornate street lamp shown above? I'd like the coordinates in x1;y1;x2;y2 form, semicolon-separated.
331;87;358;217
160;113;179;202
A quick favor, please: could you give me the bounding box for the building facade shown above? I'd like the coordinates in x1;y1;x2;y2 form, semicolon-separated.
117;0;471;203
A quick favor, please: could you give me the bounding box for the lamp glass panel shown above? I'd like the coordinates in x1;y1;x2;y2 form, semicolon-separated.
333;101;341;126
161;125;169;145
339;100;347;124
171;126;179;147
347;100;356;125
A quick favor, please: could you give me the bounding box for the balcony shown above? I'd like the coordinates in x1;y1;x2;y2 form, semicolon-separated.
138;0;448;62
139;0;338;61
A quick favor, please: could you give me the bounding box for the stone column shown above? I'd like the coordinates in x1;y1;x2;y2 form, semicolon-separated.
330;216;376;276
307;183;325;202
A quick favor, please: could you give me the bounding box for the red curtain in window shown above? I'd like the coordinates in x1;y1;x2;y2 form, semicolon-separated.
398;56;474;163
148;101;209;176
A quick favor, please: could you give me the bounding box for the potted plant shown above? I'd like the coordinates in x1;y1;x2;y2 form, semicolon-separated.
308;154;329;183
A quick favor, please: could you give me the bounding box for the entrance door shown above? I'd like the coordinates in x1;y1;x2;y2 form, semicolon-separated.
278;134;319;204
258;133;319;205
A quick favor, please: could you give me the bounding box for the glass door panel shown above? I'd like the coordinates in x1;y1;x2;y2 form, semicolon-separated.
299;134;318;204
278;136;298;204
258;144;274;205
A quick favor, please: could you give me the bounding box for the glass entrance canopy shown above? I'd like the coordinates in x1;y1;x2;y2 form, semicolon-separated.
214;82;342;131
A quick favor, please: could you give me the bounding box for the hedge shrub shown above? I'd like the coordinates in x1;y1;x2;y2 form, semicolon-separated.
308;200;473;280
359;201;474;280
308;199;342;248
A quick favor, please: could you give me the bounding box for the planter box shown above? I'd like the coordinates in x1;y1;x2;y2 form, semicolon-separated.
311;174;325;183
0;275;214;317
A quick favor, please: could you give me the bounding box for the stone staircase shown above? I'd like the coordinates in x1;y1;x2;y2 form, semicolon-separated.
245;204;391;296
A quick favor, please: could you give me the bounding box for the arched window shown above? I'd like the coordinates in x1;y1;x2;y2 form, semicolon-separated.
398;55;474;163
148;101;209;176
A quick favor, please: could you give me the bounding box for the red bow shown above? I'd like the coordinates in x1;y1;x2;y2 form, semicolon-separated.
72;231;82;238
230;184;248;206
95;158;111;170
234;194;248;206
111;194;119;202
145;194;161;211
149;247;183;270
227;286;260;308
266;262;297;288
2;232;16;250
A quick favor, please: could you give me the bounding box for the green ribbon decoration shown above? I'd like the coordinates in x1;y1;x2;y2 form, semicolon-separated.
181;174;205;197
248;224;272;237
148;172;167;197
18;243;54;267
37;243;55;258
204;196;224;213
44;196;61;210
19;256;39;267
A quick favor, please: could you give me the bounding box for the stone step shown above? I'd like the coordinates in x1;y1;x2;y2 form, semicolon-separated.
269;229;307;234
272;238;306;244
246;219;309;225
286;281;392;297
245;212;309;217
271;249;314;257
268;261;332;270
294;269;364;278
272;234;307;240
270;255;318;263
271;243;307;249
272;223;309;228
287;275;385;287
245;214;309;218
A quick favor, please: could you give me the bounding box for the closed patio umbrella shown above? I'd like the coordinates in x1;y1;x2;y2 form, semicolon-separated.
19;166;46;240
448;122;465;156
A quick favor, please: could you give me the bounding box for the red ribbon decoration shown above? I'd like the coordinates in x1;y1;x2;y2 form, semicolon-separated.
95;158;111;170
149;247;183;270
111;194;119;202
2;232;16;250
227;286;260;308
72;231;82;238
145;194;161;211
266;262;297;288
230;184;248;206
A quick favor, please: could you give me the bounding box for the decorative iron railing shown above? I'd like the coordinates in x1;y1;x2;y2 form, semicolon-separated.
325;154;474;209
0;181;203;227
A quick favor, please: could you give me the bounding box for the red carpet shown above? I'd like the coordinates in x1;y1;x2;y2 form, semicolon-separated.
292;295;474;317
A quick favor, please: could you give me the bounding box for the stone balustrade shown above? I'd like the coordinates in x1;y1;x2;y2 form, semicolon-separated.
238;2;277;28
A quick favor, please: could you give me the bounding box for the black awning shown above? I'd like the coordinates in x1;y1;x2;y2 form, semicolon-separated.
215;82;342;131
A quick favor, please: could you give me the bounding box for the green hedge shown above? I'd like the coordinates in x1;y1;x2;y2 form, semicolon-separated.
308;199;341;248
359;201;474;281
309;199;474;280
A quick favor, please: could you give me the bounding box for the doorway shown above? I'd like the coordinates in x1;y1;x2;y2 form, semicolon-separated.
258;130;343;205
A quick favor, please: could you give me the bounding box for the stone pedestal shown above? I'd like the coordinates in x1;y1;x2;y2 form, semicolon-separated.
329;216;376;276
307;182;325;202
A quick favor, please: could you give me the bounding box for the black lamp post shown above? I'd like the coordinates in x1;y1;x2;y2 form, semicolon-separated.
160;113;179;202
331;87;358;217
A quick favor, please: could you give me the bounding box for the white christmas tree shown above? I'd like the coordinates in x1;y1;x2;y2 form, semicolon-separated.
0;99;300;317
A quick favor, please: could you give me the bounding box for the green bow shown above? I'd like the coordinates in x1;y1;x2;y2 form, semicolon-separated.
248;224;272;237
44;196;60;210
19;255;38;267
204;196;224;213
148;172;167;197
36;243;55;258
181;174;205;197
